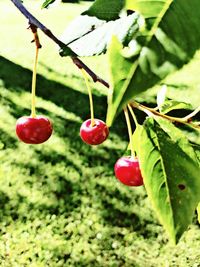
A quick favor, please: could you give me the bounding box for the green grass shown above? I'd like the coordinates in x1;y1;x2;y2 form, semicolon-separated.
0;0;200;266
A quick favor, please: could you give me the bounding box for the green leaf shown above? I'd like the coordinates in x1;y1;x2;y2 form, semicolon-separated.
82;0;125;21
160;100;193;114
59;46;77;57
178;125;200;147
192;144;200;163
42;0;56;8
106;37;135;126
126;0;170;20
197;203;200;224
107;0;200;125
133;117;200;243
60;13;140;57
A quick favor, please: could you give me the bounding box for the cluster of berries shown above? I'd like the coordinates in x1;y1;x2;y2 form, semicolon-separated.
15;44;143;187
16;116;143;187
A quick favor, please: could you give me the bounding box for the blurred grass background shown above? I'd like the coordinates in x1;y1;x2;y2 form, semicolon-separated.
0;0;200;266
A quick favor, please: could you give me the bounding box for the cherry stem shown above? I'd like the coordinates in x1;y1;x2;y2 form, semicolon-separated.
10;0;109;89
124;106;135;158
81;69;95;127
127;104;139;127
31;45;39;118
131;101;200;130
182;105;200;121
30;25;41;118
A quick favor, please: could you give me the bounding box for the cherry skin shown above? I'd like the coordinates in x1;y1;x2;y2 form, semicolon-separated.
114;156;143;186
16;116;53;144
80;119;109;145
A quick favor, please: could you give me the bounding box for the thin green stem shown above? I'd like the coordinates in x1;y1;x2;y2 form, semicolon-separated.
131;101;200;130
182;105;200;121
124;107;135;158
127;104;139;127
31;46;39;118
11;0;109;88
81;69;95;127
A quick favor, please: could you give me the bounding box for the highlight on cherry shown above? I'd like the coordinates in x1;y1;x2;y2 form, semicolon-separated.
80;119;109;145
16;116;53;145
114;156;143;187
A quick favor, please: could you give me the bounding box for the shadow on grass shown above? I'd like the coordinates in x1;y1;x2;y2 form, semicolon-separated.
0;128;18;148
0;56;128;135
0;56;103;117
0;56;152;234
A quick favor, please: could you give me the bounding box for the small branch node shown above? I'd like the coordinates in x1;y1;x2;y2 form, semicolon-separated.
29;23;42;49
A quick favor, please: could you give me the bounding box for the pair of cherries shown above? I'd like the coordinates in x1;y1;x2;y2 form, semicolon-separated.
80;119;143;186
15;116;108;145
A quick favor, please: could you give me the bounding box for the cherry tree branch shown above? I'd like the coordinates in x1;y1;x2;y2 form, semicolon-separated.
71;57;109;88
11;0;65;47
131;101;200;130
10;0;109;88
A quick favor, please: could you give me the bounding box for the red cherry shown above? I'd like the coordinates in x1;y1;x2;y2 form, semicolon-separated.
114;156;143;186
80;119;109;145
16;116;53;144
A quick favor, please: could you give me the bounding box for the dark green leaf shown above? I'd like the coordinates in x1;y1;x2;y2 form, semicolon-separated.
82;0;125;21
107;0;200;125
133;117;200;243
126;0;169;20
59;46;77;57
42;0;56;8
179;125;200;147
192;144;200;163
106;37;134;125
160;100;193;114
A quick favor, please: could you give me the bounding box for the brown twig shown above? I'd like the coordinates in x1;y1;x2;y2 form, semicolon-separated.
10;0;109;88
72;57;109;87
29;24;42;49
